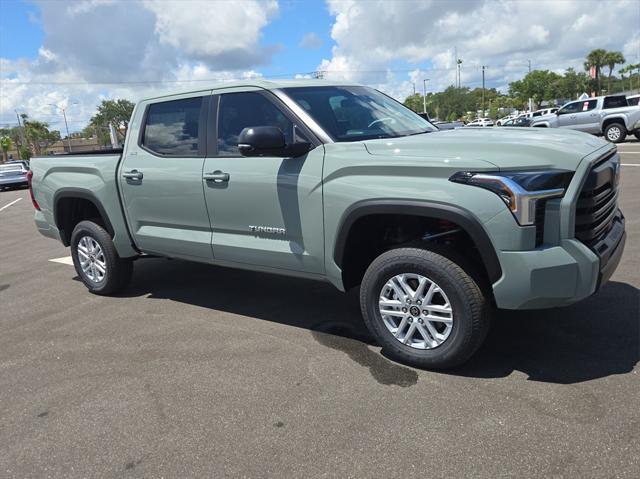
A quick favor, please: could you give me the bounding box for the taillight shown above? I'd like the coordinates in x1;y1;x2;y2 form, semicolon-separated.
26;170;40;211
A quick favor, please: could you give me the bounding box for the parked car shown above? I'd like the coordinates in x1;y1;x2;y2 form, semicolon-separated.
466;118;494;127
496;114;518;126
433;120;465;130
0;161;30;190
500;117;531;127
530;94;640;143
29;80;625;369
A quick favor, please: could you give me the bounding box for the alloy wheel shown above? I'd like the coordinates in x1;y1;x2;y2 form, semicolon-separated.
77;236;107;283
378;273;454;349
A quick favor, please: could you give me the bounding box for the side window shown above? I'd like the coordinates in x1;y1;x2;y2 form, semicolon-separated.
142;97;203;156
217;92;294;156
603;96;628;109
558;102;579;115
581;100;598;112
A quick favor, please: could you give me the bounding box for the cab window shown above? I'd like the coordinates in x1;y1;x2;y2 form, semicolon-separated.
558;102;580;115
216;92;294;156
141;97;204;156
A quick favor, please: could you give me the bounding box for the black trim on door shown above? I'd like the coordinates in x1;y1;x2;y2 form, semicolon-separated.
333;199;503;284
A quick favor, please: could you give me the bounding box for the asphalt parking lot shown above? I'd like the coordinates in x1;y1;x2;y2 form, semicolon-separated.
1;141;639;478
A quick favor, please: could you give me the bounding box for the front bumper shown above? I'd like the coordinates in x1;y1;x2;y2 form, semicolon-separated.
493;210;625;309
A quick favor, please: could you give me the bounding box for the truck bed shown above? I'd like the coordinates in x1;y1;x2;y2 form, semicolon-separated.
30;151;138;258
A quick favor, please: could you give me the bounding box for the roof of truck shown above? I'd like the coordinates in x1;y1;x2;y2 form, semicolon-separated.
143;79;360;101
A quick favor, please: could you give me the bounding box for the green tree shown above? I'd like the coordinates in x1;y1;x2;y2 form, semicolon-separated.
21;115;61;155
90;99;135;140
403;93;425;113
556;67;590;100
508;70;562;107
604;51;626;93
0;136;11;163
584;48;608;94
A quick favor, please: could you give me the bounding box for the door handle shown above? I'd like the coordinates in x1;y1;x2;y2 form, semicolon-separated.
203;171;230;183
122;169;143;180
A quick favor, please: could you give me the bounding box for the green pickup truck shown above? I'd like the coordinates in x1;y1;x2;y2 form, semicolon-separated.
30;80;626;369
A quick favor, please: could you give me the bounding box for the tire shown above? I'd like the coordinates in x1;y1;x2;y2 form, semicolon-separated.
360;247;490;369
70;220;133;295
634;131;640;141
604;122;626;143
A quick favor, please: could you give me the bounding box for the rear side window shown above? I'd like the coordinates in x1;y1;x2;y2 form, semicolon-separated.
628;96;640;106
603;96;628;109
142;97;203;156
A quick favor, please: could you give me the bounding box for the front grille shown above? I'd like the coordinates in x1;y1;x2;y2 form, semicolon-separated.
534;200;546;246
575;152;620;247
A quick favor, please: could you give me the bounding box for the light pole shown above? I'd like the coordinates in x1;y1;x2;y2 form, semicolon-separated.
423;78;429;114
49;102;77;152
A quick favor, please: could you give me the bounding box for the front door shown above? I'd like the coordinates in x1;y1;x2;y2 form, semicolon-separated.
556;101;580;129
572;99;600;133
202;89;325;274
119;93;213;260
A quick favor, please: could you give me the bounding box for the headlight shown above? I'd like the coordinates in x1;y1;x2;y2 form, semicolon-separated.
449;170;574;226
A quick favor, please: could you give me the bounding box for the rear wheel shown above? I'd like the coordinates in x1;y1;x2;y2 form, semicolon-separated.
360;248;490;369
604;122;626;143
70;220;133;295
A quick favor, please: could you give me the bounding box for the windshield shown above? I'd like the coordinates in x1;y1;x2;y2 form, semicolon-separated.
282;85;437;142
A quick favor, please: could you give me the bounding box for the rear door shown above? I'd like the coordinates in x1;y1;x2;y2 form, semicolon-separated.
202;88;325;274
119;92;213;260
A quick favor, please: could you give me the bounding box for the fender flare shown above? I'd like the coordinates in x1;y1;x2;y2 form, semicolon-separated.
53;188;115;246
333;199;503;284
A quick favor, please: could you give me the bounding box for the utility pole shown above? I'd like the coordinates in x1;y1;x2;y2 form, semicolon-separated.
49;102;77;152
14;110;27;152
481;66;485;117
423;78;429;114
454;46;457;86
413;82;416;96
527;60;533;113
457;58;463;88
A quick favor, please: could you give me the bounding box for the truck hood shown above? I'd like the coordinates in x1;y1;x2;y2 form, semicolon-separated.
364;127;611;171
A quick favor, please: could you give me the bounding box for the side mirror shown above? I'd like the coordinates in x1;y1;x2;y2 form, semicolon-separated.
555;110;560;115
238;126;311;158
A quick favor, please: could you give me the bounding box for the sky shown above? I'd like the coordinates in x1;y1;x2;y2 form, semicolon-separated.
1;0;639;133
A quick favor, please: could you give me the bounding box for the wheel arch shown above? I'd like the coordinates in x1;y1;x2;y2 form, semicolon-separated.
333;200;502;288
54;188;115;246
602;116;628;131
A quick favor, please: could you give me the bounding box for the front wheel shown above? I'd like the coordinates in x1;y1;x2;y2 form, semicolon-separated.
70;220;133;295
360;248;490;369
604;122;626;143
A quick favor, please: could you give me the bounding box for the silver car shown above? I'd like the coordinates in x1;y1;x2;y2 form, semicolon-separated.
0;161;30;190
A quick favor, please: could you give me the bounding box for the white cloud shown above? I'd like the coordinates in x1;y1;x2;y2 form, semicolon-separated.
0;0;280;133
319;0;640;99
143;0;278;59
300;32;323;50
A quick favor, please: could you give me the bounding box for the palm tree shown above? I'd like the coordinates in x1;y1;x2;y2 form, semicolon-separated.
604;51;626;93
584;48;608;94
0;136;11;163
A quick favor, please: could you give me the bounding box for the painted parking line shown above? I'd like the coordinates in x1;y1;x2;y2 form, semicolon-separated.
0;198;22;211
49;256;74;265
621;163;640;167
